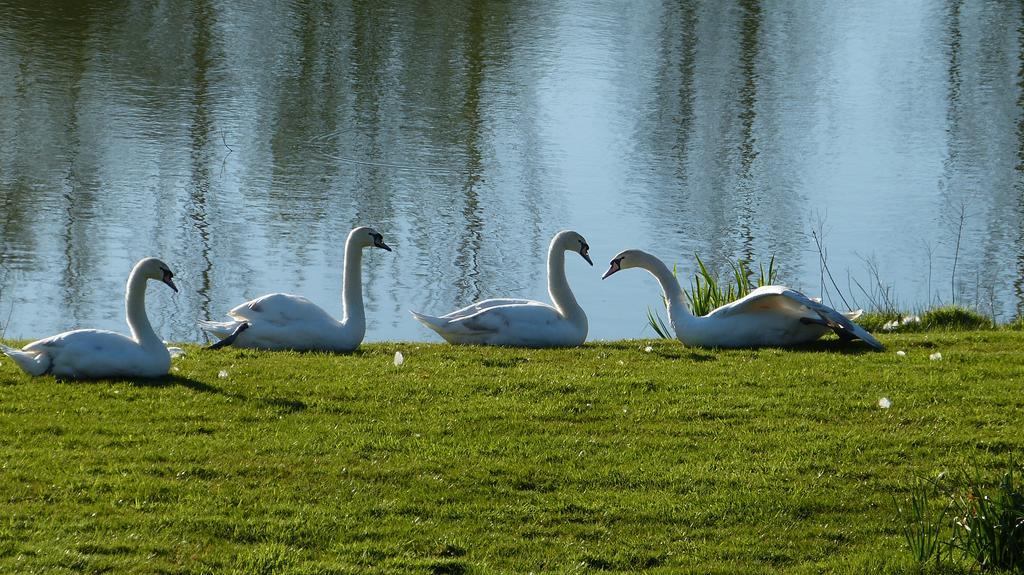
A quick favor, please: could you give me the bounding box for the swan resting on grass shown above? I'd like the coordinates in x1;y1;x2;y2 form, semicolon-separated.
602;249;883;350
0;258;179;378
411;230;592;348
199;226;391;352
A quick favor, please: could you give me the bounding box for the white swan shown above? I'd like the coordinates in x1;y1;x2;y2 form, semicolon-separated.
602;249;883;350
199;226;391;352
411;230;592;347
0;258;179;378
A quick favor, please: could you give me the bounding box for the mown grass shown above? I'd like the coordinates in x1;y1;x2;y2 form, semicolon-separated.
1;333;1023;574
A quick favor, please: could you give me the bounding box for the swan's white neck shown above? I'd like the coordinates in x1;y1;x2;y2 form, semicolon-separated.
126;265;162;348
548;234;587;329
634;252;693;329
339;234;366;338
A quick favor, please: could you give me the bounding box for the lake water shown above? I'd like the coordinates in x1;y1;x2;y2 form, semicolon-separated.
1;1;1022;344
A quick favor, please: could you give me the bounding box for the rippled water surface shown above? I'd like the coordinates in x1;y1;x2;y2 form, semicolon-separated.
1;1;1022;343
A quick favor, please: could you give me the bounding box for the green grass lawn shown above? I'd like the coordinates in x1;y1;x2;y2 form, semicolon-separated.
1;332;1022;574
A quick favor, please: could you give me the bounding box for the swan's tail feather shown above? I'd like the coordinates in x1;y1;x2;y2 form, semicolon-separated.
849;323;884;351
410;311;443;330
198;319;238;339
0;343;51;376
410;311;456;339
206;322;249;350
825;316;883;351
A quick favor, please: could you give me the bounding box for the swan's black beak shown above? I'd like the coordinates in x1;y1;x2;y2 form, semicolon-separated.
582;252;593;266
374;237;392;252
162;269;178;292
602;260;621;280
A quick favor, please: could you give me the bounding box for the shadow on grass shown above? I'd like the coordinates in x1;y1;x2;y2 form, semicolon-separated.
652;339;879;356
128;373;225;394
482;357;529;368
785;339;880;355
260;397;308;414
204;346;367;358
588;338;879;357
131;375;308;413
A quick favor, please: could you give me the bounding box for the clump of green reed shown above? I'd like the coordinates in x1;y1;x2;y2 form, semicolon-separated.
897;458;1024;573
920;306;992;330
648;254;776;338
860;306;993;334
896;476;954;568
953;463;1024;572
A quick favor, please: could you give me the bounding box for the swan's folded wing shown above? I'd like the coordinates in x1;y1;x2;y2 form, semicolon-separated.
708;286;809;318
227;293;337;326
20;327;165;376
22;329;152;375
713;287;883;350
440;298;539;320
436;302;558;336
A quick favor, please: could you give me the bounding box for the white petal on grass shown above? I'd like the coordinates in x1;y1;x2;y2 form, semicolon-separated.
929;352;943;361
394;351;405;367
218;369;229;379
644;346;653;353
896;350;906;357
882;320;900;331
167;347;186;358
878;397;892;409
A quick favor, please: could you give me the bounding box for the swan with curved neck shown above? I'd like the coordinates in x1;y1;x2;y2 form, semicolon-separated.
199;226;391;352
411;230;592;347
603;249;883;350
1;257;179;378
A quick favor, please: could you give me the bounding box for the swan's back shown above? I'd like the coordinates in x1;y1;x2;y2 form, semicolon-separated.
228;293;340;327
